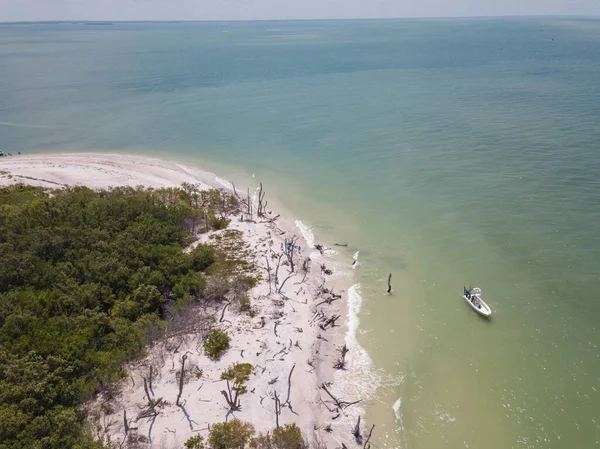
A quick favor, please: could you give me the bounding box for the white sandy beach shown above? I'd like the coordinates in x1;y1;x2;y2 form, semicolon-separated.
0;153;363;449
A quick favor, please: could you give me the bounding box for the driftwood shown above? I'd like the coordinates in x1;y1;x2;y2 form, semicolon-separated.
315;296;340;308
319;314;341;330
364;424;375;449
264;255;272;294
320;263;333;275
148;366;154;396
353;416;362;443
319;383;361;415
299;258;311;284
277;272;294;293
219;303;229;323
274;253;284;288
274;391;281;428
143;378;152;403
333;344;349;370
284;364;296;407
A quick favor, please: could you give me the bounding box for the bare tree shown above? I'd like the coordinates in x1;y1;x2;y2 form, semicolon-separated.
176;352;190;406
284;236;300;272
264;255;272;294
273;391;281;428
257;183;267;217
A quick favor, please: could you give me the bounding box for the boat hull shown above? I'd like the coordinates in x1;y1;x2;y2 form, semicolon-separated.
463;295;492;317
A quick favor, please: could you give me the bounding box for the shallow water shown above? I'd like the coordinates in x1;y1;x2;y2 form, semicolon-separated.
1;18;600;448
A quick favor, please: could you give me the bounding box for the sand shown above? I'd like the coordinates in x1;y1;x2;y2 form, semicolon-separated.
0;153;361;449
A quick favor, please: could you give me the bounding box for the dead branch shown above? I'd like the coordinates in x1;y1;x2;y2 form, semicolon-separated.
334;344;349;370
143;378;151;403
284;364;296;407
264;255;272;295
277;271;294;293
284;236;300;273
123;410;129;434
274;252;284;288
148;366;154;396
274;321;279;337
320;383;362;412
274;391;281;428
353;416;362;443
219;303;229;323
387;273;392;294
175;353;189;406
364;424;375;449
315;296;340;308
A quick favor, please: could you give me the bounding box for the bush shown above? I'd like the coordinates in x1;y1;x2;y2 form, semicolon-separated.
185;435;205;449
205;275;229;302
251;424;307;449
210;217;230;231
209;420;255;449
204;328;230;359
191;244;216;271
236;294;252;313
0;185;217;449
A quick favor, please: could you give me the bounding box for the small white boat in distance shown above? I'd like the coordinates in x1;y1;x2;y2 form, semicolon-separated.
463;286;492;318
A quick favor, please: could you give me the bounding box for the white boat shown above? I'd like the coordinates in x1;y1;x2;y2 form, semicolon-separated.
463;286;492;318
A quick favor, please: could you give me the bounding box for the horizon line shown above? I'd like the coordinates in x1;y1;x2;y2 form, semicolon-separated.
1;14;599;25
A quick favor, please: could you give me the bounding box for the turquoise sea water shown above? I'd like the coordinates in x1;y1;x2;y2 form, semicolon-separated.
1;18;599;448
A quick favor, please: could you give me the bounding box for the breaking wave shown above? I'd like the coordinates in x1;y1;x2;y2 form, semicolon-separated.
295;220;315;248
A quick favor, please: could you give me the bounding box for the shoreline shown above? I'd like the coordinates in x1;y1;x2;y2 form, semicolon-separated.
0;153;364;448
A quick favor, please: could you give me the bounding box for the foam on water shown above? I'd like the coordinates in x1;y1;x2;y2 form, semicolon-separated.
214;176;234;191
332;284;381;430
393;397;402;421
352;251;360;269
295;220;315;248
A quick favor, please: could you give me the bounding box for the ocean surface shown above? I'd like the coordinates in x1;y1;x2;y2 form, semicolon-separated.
1;18;600;448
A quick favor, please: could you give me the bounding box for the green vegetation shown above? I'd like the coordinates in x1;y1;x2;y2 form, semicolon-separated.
204;328;231;359
190;421;307;449
209;420;256;449
0;184;240;449
191;243;216;271
220;363;254;411
252;424;308;449
185;434;206;449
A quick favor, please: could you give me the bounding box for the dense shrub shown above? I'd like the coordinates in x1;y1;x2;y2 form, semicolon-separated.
210;217;230;230
191;243;216;271
204;328;231;359
251;424;307;449
209;420;255;449
0;185;225;449
185;435;206;449
206;421;307;449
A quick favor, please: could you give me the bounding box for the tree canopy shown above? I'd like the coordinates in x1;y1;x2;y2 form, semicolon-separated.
0;184;230;449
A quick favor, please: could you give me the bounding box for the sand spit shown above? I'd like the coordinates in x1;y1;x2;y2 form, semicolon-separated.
0;154;365;449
